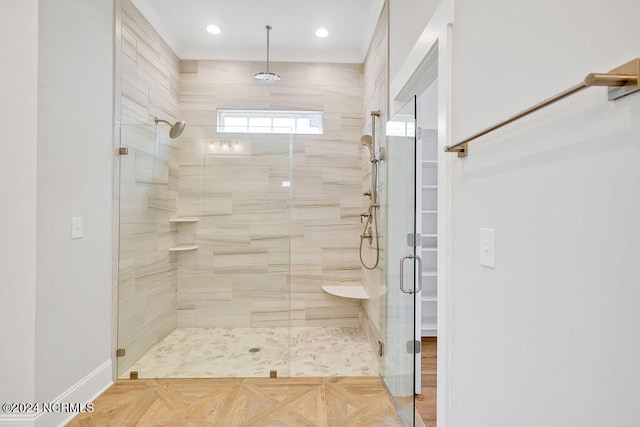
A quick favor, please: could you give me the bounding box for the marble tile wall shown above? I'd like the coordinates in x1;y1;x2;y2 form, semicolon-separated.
361;4;389;352
175;131;291;329
177;61;367;328
116;1;386;370
116;0;181;376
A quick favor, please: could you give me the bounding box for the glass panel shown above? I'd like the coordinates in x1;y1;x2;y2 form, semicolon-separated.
380;97;418;425
248;117;271;131
117;124;292;379
273;117;295;134
117;123;178;379
223;117;248;132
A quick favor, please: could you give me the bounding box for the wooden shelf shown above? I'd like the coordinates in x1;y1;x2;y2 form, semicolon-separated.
168;245;198;252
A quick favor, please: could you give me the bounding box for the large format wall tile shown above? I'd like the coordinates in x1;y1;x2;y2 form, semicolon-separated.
360;5;388;354
177;61;367;328
117;0;181;377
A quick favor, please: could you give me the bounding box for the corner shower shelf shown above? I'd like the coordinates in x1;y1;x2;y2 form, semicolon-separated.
168;245;198;252
322;285;369;300
169;217;199;223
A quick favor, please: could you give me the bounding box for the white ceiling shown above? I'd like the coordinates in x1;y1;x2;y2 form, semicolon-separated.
131;0;385;63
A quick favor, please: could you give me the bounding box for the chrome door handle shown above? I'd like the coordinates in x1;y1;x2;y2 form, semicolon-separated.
399;255;422;294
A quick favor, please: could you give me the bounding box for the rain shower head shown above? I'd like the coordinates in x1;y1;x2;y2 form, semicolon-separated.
155;117;186;139
254;25;281;83
360;135;373;155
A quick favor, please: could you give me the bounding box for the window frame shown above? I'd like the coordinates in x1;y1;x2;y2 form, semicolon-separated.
216;109;324;135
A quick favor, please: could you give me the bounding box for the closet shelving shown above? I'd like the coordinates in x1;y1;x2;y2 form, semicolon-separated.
418;129;438;337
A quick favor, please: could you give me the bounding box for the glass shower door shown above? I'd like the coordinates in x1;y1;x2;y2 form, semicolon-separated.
380;97;419;425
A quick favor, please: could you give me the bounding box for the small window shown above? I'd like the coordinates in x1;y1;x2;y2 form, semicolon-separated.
386;118;415;137
217;109;323;134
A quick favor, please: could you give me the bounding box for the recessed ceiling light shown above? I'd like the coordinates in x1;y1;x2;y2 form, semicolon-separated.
206;24;221;35
315;28;329;38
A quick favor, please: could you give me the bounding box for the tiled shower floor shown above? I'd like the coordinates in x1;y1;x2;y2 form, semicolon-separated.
120;327;378;379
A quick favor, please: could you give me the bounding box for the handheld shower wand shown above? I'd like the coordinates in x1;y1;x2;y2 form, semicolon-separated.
360;135;374;157
359;111;382;270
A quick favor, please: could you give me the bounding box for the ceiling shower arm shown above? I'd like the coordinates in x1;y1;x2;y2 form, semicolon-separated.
266;25;271;73
254;25;281;82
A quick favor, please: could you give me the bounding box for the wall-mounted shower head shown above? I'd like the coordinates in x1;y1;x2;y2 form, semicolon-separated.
360;135;373;155
155;117;186;139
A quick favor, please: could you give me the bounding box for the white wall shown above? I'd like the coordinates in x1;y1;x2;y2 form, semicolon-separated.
389;0;441;85
449;0;640;426
35;0;115;407
0;0;38;406
0;2;114;424
417;79;438;130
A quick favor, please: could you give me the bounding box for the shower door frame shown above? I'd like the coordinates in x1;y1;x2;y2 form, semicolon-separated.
380;96;420;426
388;2;453;424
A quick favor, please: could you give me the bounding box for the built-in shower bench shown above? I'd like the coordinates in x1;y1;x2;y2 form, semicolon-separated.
321;285;369;300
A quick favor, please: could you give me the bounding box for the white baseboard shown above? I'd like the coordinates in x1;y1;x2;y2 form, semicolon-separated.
40;359;113;427
0;414;35;425
0;360;112;427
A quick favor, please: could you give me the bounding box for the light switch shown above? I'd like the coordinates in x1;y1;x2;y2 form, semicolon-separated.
479;228;494;268
72;217;83;239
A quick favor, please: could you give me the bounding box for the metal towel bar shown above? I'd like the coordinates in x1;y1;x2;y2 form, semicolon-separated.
445;58;640;158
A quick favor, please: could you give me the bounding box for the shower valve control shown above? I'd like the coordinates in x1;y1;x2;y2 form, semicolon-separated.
361;228;373;244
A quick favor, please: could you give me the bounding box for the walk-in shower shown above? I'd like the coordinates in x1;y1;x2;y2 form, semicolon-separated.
117;124;377;379
360;111;382;270
154;116;186;139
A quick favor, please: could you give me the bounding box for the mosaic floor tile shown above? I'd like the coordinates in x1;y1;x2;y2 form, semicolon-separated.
121;326;379;379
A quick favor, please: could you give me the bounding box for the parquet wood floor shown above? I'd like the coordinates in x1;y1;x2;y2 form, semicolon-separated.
68;377;404;426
